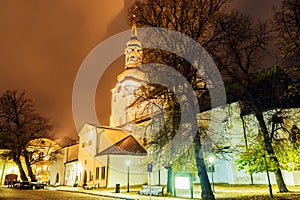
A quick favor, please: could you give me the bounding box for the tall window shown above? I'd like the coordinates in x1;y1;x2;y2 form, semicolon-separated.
101;166;106;180
95;167;100;180
89;170;93;181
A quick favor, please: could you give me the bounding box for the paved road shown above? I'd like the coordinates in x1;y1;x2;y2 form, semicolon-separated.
0;187;118;200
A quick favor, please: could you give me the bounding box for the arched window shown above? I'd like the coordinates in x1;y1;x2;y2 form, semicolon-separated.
56;173;59;184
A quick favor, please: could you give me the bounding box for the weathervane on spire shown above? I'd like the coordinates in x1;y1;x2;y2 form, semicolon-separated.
131;14;137;37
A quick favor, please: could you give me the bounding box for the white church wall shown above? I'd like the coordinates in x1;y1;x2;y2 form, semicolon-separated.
149;166;168;186
78;124;98;156
282;170;300;186
64;161;78;186
211;159;231;184
77;149;95;186
107;154;147;188
110;68;146;128
210;104;300;186
94;155;108;188
49;149;66;186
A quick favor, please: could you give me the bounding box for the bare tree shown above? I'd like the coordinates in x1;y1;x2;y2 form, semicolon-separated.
129;1;230;199
0;90;52;181
274;0;300;63
206;11;289;192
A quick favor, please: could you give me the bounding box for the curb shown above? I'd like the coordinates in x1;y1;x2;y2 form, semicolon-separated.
56;189;135;200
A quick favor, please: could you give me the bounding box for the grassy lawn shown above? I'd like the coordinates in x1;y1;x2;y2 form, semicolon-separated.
217;193;300;200
211;184;300;200
119;184;300;199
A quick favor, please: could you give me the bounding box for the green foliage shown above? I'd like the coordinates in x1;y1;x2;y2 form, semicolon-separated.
172;145;198;174
235;107;300;175
275;140;300;171
236;139;300;175
236;143;278;175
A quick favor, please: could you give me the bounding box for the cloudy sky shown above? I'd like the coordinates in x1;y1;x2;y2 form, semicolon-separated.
0;0;282;145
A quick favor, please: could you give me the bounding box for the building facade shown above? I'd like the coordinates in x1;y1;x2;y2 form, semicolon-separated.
48;143;79;186
0;138;60;185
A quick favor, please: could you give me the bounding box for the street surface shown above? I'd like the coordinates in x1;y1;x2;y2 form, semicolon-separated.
1;185;300;200
0;187;117;200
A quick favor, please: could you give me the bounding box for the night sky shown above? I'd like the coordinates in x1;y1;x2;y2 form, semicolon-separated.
0;0;281;145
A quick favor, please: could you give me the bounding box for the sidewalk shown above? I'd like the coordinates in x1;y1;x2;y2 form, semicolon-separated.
48;184;300;200
48;185;196;200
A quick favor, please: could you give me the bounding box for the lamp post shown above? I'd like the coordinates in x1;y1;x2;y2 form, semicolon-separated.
126;160;131;193
208;156;215;193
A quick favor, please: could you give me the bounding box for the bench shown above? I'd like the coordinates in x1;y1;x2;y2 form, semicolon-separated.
83;183;96;190
138;185;164;196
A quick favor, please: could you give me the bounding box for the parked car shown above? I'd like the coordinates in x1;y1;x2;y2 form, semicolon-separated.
13;181;32;189
30;181;45;189
13;181;45;190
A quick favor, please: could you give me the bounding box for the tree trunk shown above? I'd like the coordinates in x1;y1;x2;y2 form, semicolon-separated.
167;165;174;195
239;110;254;184
194;132;215;200
254;111;288;192
24;151;36;181
14;157;28;181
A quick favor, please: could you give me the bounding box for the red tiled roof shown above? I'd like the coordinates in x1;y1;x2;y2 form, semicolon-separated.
96;135;147;156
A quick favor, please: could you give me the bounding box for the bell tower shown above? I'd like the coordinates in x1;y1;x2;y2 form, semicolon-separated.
110;16;146;129
124;15;143;69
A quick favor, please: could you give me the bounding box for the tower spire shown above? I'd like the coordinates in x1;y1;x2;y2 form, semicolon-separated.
131;15;137;37
124;15;143;69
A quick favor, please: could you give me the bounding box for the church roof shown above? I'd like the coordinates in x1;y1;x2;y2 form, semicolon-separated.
96;135;147;156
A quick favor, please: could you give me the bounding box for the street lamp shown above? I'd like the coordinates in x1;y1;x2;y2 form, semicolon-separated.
208;156;215;193
126;159;131;192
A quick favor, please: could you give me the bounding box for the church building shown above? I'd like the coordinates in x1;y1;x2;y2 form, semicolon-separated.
48;19;300;189
49;20;150;188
